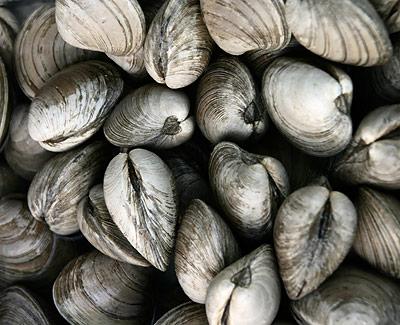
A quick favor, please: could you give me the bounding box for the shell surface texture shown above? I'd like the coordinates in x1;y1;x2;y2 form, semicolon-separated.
155;302;208;325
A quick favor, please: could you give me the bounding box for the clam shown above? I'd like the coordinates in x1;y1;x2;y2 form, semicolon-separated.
53;251;152;325
28;141;110;235
370;34;400;102
0;55;11;150
209;142;289;240
286;0;393;66
262;57;353;157
155;302;208;325
0;286;52;325
55;0;145;56
292;267;400;324
4;104;54;180
107;49;148;81
370;0;400;33
334;104;400;189
353;187;400;279
197;57;267;144
77;184;150;267
175;199;241;303
0;196;78;288
200;0;290;55
206;244;281;325
104;84;195;149
14;5;98;99
274;185;357;300
0;160;26;197
103;148;178;271
28;60;123;152
144;0;213;89
0;8;18;67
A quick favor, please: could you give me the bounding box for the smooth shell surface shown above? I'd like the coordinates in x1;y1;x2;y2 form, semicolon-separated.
0;286;51;325
5;105;54;180
53;251;152;325
263;57;353;157
28;141;109;235
14;5;98;99
104;84;194;149
286;0;393;66
197;57;267;144
55;0;145;56
209;142;289;240
144;0;213;89
103;149;178;271
292;267;400;324
175;199;241;303
206;245;281;325
77;184;150;267
334;105;400;189
155;302;208;325
354;187;400;278
274;186;358;300
200;0;290;55
28;61;123;152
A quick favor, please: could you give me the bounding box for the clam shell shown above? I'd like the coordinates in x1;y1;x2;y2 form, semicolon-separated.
155;302;208;325
334;104;400;189
28;60;123;152
107;49;148;81
197;56;267;144
103;149;178;271
206;244;281;325
0;286;51;325
200;0;290;55
14;5;98;99
370;0;400;33
53;251;152;325
55;0;146;56
274;185;357;300
291;267;400;324
286;0;393;66
28;141;110;235
354;187;400;278
144;0;213;89
209;142;289;240
4;104;54;180
0;55;11;150
262;57;353;157
104;84;194;149
0;8;18;67
175;199;241;303
77;184;150;267
0;196;78;287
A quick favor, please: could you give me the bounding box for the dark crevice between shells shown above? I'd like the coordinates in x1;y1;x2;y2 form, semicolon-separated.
318;201;331;240
388;2;400;19
381;127;400;140
243;100;262;131
127;158;141;193
334;94;350;115
161;116;181;135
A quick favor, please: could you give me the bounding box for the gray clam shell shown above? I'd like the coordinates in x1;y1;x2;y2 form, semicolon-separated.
155;302;208;325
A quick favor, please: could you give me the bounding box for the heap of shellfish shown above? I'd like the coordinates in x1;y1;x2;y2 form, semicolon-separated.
0;0;399;324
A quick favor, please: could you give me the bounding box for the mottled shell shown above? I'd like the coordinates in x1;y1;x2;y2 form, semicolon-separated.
14;5;98;99
334;105;400;189
209;142;289;240
155;302;208;325
5;105;54;180
292;267;400;324
104;84;194;149
77;184;150;267
274;185;357;300
28;61;123;152
0;286;51;325
144;0;213;89
263;57;353;157
286;0;393;66
53;251;152;325
0;8;18;67
28;141;110;235
175;199;241;303
0;160;26;197
55;0;146;56
200;0;290;55
103;149;178;271
107;49;148;81
206;245;281;325
197;57;267;144
370;0;400;33
0;55;11;150
0;197;77;287
354;187;400;278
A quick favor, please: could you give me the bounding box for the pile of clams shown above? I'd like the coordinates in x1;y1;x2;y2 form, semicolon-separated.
0;0;399;324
